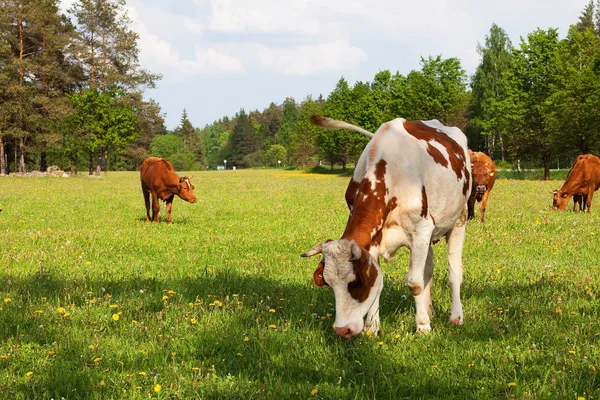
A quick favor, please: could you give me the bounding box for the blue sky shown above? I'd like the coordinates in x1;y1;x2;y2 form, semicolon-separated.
61;0;589;129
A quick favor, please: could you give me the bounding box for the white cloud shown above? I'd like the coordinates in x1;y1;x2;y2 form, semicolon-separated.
255;41;368;76
183;17;204;34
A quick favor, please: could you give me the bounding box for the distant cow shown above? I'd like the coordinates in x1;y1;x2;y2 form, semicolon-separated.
553;154;600;213
140;157;197;223
301;115;470;337
467;151;496;223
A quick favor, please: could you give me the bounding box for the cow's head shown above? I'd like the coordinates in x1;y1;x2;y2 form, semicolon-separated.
301;239;382;338
552;189;570;211
471;155;494;200
178;177;197;203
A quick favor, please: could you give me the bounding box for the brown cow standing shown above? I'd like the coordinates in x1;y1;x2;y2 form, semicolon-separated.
467;150;496;223
553;154;600;213
140;157;197;223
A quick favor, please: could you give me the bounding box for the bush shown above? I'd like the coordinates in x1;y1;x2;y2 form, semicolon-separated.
264;145;287;167
241;151;264;168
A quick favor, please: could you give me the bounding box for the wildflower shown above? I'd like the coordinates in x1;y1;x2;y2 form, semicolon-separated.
26;371;33;377
86;261;91;265
237;353;242;357
109;304;118;309
507;382;517;387
192;367;199;372
569;350;576;355
167;290;176;296
188;302;194;308
48;351;55;356
366;330;373;336
269;309;276;313
94;357;102;364
214;300;223;307
311;388;318;395
88;345;95;350
63;312;71;318
112;314;120;321
34;310;42;314
161;295;168;301
269;324;277;329
243;337;249;342
99;380;105;386
0;355;6;359
190;318;197;325
57;307;65;314
378;341;384;346
153;384;161;393
468;363;475;367
3;298;11;303
590;364;597;374
138;371;147;376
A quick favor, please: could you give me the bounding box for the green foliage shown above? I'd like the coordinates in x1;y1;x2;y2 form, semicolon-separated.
264;144;287;167
149;134;195;170
1;171;599;399
230;109;260;167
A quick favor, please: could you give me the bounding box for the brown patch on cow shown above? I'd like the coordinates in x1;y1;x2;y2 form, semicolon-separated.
342;159;389;249
347;248;379;302
420;186;428;218
345;178;361;211
403;121;469;186
408;284;422;296
430;213;436;225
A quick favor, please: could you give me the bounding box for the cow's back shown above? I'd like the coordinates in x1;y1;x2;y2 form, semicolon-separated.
562;154;600;193
361;119;469;220
140;157;178;191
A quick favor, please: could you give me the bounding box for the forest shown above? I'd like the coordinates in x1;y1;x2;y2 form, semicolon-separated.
2;0;600;180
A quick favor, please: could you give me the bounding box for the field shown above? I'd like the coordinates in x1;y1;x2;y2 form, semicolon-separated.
0;169;599;399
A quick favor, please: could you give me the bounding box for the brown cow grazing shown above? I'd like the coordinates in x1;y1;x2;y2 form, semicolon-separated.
140;157;197;223
553;154;600;213
467;150;496;223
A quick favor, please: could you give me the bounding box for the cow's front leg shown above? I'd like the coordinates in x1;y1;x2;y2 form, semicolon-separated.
406;230;434;334
479;190;491;223
446;222;466;325
165;195;174;224
151;192;160;222
143;188;151;222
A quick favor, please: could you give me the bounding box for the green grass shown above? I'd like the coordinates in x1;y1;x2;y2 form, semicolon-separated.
0;170;598;399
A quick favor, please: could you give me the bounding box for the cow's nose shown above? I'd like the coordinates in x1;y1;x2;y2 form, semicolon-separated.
476;185;486;193
190;198;197;203
334;325;357;338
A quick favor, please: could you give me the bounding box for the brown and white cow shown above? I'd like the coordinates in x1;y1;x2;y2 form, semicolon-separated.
301;115;471;337
140;157;197;223
553;154;600;213
467;150;496;223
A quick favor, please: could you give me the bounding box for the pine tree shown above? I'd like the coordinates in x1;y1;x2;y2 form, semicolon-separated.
174;109;202;164
230;109;260;167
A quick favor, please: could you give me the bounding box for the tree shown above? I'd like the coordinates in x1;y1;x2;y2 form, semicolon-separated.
149;134;194;170
471;24;513;158
229;109;260;167
501;29;563;180
277;97;299;148
264;144;287;167
258;102;283;148
320;77;352;169
174;109;202;164
289;96;322;167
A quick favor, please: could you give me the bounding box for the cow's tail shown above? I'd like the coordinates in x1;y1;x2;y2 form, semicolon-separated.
310;115;374;138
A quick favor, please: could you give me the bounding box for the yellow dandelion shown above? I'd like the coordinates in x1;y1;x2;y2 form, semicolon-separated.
112;314;119;321
366;330;373;336
569;350;576;355
192;367;200;372
394;334;401;339
63;312;71;318
138;371;147;376
468;363;475;367
507;382;517;387
190;318;197;325
88;345;95;350
99;380;105;387
109;304;118;309
354;360;361;364
237;353;242;357
269;308;276;313
578;397;585;400
269;324;277;329
94;357;102;363
34;310;42;314
57;307;65;314
590;364;597;374
48;351;55;356
167;290;176;296
161;295;168;301
188;302;194;307
153;384;161;393
214;300;223;307
3;298;11;303
243;336;249;342
1;354;8;359
26;371;33;377
311;388;318;395
86;261;91;265
378;341;384;346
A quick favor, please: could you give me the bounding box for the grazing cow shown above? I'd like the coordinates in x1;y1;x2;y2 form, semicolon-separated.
467;150;496;223
140;157;197;223
553;154;600;213
301;115;471;337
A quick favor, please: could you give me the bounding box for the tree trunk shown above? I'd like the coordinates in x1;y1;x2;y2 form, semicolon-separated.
543;153;550;181
89;152;94;175
40;141;47;172
499;133;505;161
0;130;5;175
579;137;588;154
18;137;26;172
103;149;108;175
95;151;102;176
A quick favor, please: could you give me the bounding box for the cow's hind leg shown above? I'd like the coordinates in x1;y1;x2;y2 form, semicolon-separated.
446;221;466;325
151;192;160;222
585;187;595;213
406;227;434;334
143;188;151;222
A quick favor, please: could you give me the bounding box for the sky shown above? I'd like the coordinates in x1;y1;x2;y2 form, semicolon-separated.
60;0;589;129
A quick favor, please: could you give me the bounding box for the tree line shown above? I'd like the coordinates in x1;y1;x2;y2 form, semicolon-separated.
2;1;600;179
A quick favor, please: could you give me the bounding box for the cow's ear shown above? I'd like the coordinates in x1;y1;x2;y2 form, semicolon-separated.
468;149;474;157
349;242;362;261
313;261;327;287
179;177;184;183
177;183;182;192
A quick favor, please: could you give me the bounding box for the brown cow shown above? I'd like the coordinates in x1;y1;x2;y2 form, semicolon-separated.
553;154;600;213
140;157;197;223
467;150;496;223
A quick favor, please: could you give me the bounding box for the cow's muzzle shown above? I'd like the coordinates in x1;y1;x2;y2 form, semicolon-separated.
475;185;486;194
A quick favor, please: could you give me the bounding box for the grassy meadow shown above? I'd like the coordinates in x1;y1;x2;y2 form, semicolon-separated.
0;169;599;399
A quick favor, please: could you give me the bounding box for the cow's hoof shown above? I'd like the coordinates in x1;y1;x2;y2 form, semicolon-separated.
415;323;431;335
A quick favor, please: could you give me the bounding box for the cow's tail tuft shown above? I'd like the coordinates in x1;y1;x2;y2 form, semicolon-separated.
310;115;374;138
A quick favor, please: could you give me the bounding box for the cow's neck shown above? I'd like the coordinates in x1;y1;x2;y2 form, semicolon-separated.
341;160;390;249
